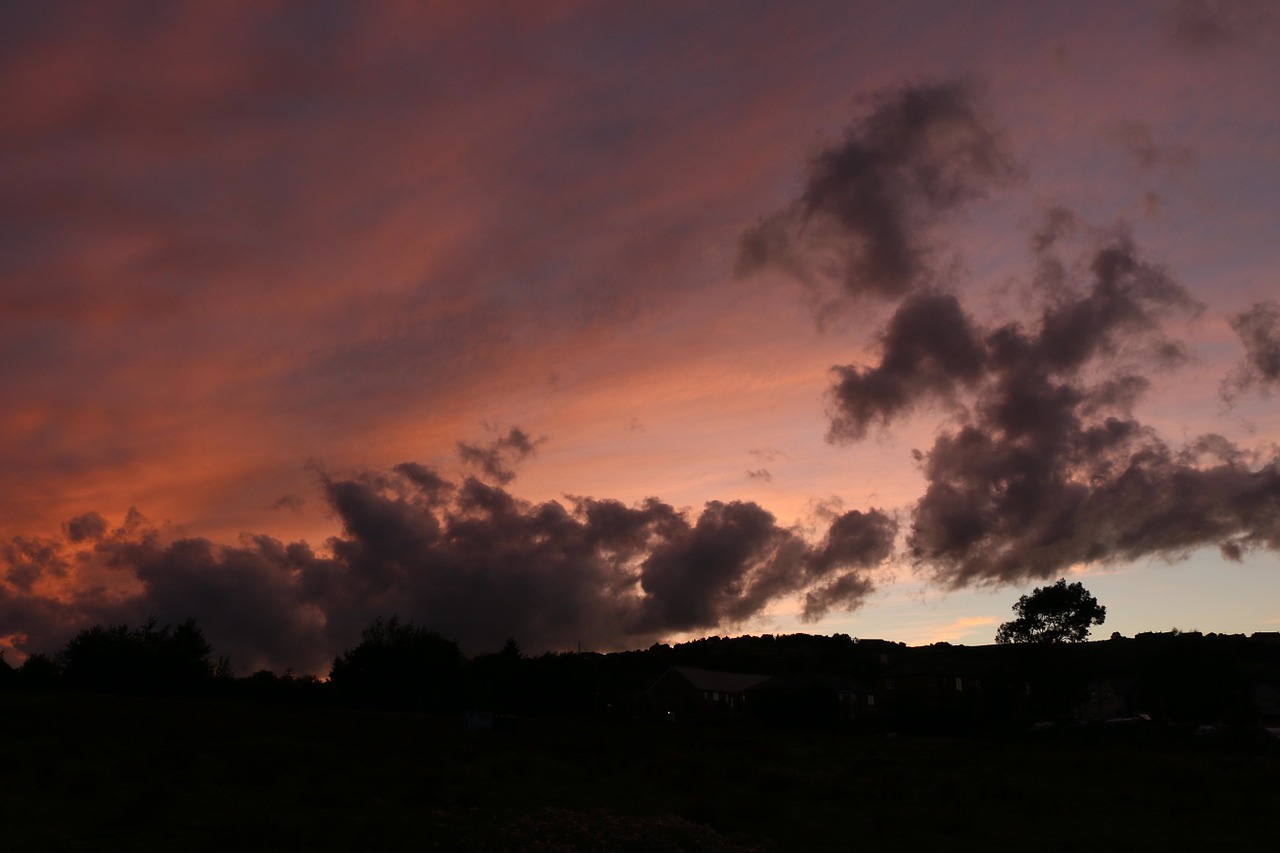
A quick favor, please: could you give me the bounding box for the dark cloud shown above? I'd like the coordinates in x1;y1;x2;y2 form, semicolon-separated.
910;423;1280;588
635;500;897;630
112;534;331;674
802;573;878;623
1032;231;1196;368
818;216;1277;587
2;536;63;592
64;511;108;543
827;291;987;441
392;462;455;505
0;583;77;655
0;464;897;673
746;468;773;482
1030;205;1083;256
270;494;305;512
1165;0;1276;52
1222;302;1280;398
5;562;41;593
802;509;898;620
737;80;1019;302
456;427;541;485
808;509;900;576
827;226;1195;444
308;473;891;662
636;500;792;630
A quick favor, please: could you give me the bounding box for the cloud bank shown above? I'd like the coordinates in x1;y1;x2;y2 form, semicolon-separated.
736;80;1280;594
1;458;896;673
816;204;1279;587
1223;302;1280;398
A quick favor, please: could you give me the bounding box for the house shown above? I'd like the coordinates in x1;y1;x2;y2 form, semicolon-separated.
833;675;879;722
1073;677;1140;722
877;654;1018;729
881;659;984;707
1252;682;1280;725
646;666;769;720
744;672;876;726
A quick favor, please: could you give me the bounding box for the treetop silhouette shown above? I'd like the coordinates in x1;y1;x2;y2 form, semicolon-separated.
995;579;1106;644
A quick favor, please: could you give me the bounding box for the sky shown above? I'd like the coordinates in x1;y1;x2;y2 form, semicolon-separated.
2;0;1279;674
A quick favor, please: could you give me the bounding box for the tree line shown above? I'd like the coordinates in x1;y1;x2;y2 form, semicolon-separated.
0;616;895;715
0;615;639;714
4;598;1279;733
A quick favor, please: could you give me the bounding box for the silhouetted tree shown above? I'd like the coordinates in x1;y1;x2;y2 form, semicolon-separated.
995;579;1106;645
466;637;528;713
213;655;235;680
329;617;463;711
59;618;214;693
18;653;62;690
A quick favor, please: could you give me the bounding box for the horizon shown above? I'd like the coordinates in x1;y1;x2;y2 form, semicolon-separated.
2;1;1279;675
12;615;1279;683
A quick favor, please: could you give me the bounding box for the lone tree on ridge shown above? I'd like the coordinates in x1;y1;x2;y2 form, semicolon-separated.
995;578;1106;644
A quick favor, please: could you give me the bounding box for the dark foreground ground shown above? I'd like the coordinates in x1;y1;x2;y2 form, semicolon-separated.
2;693;1277;852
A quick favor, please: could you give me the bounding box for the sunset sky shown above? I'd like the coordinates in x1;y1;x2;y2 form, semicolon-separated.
3;0;1279;674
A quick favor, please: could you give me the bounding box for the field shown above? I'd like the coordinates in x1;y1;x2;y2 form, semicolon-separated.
2;693;1277;851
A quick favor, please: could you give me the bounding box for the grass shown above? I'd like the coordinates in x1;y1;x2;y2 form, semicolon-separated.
2;692;1277;851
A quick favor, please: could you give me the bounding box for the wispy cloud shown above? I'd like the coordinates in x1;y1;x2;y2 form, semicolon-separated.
921;616;998;645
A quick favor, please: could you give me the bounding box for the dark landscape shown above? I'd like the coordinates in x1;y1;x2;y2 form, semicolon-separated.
4;620;1280;852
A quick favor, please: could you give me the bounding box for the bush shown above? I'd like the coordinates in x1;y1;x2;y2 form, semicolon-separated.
329;617;463;711
59;618;214;694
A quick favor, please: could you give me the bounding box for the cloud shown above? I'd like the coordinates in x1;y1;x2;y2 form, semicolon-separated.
456;427;542;485
801;509;899;620
815;216;1278;588
748;447;781;463
1106;120;1197;173
921;615;997;645
392;462;455;504
270;494;305;512
737;79;1019;303
721;54;1280;584
0;457;898;672
746;468;773;482
635;500;795;630
1222;302;1280;398
64;511;108;543
1165;0;1277;52
827;291;987;441
790;175;1280;587
828;218;1197;446
830;219;1196;434
112;534;332;675
911;424;1280;587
